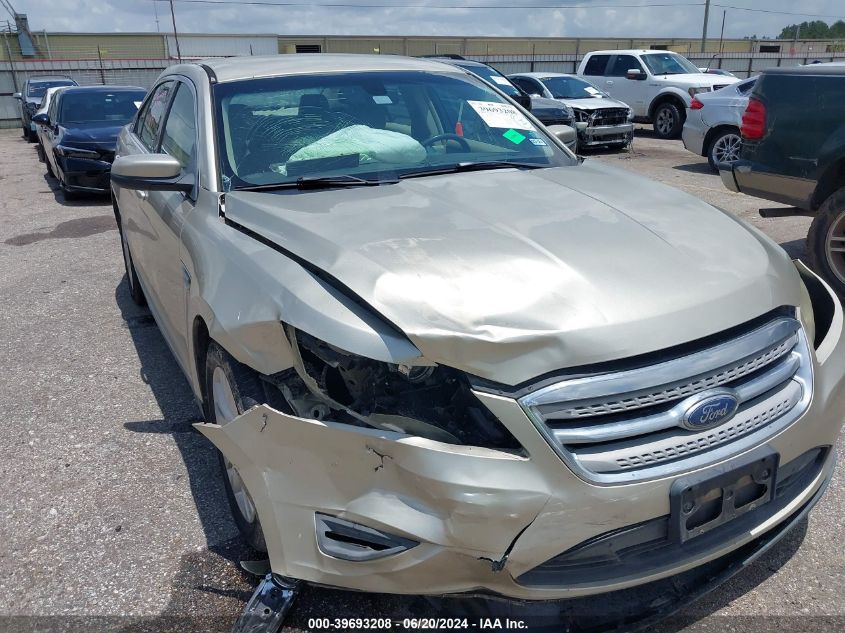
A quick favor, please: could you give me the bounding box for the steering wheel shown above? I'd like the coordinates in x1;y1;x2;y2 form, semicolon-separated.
421;133;471;152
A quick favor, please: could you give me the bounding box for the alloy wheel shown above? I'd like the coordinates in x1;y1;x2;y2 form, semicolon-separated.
656;108;674;136
711;133;741;164
824;212;845;286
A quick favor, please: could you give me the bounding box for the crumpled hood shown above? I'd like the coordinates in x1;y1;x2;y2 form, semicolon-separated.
61;123;124;148
226;161;800;385
562;97;630;111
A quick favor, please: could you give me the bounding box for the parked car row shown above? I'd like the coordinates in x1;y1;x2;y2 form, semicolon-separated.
19;81;147;199
106;53;844;632
717;63;845;297
13;75;78;141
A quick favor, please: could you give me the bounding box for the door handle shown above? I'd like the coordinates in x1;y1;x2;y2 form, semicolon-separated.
137;190;148;200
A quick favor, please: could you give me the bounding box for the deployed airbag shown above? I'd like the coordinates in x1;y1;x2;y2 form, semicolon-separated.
286;125;426;169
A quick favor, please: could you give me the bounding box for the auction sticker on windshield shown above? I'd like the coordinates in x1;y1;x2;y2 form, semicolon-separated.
468;100;533;130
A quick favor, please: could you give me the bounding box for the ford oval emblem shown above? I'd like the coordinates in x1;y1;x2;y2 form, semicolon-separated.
682;393;739;431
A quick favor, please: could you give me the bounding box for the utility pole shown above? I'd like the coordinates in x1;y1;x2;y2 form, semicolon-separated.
718;10;726;55
169;0;181;62
701;0;711;52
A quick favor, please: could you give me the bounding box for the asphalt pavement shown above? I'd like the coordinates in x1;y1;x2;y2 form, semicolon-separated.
0;127;842;633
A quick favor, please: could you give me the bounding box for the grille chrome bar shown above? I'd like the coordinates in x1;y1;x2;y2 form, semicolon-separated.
519;317;813;484
523;318;799;418
551;352;801;445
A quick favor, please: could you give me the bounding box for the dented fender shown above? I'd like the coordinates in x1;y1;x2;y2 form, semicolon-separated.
195;404;551;589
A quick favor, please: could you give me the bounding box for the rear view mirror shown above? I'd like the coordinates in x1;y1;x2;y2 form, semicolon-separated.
32;113;50;126
513;92;532;111
13;92;21;100
626;69;646;80
111;154;193;192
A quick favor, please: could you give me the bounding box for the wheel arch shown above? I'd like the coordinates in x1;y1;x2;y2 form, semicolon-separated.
703;124;741;158
812;156;845;211
647;91;688;121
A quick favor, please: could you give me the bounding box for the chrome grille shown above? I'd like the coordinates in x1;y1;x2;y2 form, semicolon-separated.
519;317;813;483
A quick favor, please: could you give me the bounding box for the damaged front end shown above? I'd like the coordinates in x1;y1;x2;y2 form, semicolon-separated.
196;324;553;595
272;325;521;451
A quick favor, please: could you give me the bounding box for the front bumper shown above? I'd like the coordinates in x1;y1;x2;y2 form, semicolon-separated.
196;269;845;601
57;156;113;193
577;122;634;147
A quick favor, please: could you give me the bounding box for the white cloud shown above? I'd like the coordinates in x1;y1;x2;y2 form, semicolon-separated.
10;0;845;38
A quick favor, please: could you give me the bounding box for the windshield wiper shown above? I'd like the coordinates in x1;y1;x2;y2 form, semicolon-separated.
233;174;399;192
399;160;546;180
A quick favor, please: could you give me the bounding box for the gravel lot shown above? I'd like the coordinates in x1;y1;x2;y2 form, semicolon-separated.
0;126;842;633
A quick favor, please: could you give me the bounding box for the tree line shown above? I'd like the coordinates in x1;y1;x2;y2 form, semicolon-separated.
778;20;845;40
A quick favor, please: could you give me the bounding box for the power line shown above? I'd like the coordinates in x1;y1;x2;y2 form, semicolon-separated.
151;0;845;21
713;4;845;21
156;0;707;10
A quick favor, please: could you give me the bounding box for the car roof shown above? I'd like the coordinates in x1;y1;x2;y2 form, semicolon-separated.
26;76;75;83
509;72;578;79
584;49;659;56
181;54;465;83
58;85;146;93
764;64;845;76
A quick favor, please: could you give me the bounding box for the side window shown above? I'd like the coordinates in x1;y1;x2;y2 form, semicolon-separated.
583;54;611;76
138;81;175;151
160;83;197;170
512;77;541;95
608;55;644;77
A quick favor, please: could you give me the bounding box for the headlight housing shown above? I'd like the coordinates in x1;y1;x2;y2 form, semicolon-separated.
688;86;712;98
276;327;522;451
55;145;101;159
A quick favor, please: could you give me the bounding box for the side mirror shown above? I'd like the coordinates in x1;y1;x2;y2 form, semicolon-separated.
626;69;646;81
32;113;50;126
513;92;532;111
12;92;21;100
546;124;577;148
111;154;193;192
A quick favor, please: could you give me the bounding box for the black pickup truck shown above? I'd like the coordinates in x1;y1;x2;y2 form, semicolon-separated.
720;64;845;293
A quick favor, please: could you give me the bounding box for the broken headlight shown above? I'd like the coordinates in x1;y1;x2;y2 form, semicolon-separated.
272;327;522;451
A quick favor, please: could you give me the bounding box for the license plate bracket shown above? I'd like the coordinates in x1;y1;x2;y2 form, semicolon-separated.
670;449;779;543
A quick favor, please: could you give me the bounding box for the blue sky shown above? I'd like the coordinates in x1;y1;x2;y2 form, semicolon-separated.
10;1;845;39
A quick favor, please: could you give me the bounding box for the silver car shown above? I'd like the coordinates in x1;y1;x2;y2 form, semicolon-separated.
508;72;634;149
682;77;756;171
110;54;845;626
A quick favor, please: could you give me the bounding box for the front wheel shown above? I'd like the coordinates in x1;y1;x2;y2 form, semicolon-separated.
807;187;845;296
205;342;268;553
707;128;742;172
653;102;683;139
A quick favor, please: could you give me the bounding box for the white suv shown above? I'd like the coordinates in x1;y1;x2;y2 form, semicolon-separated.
578;50;738;139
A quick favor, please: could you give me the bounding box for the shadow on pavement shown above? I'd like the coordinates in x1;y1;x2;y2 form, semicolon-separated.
672;162;714;175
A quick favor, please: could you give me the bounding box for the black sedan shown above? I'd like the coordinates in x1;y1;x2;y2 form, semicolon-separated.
33;85;147;199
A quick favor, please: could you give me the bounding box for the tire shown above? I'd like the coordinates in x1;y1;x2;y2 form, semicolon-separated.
707;128;742;172
22;123;28;139
653;101;684;139
36;143;45;162
116;210;147;306
205;342;268;553
807;187;845;296
45;157;54;177
26;126;37;143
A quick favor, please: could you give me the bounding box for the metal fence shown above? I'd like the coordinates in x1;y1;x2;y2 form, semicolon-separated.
3;47;845;128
